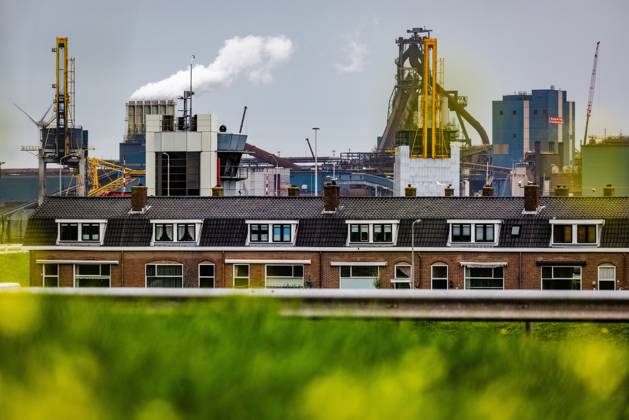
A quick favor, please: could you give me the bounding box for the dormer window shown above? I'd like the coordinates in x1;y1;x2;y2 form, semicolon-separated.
56;220;107;244
550;220;603;246
151;220;202;244
246;221;298;245
346;221;399;245
448;220;500;245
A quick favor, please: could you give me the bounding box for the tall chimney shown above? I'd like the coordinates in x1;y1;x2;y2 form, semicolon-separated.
557;142;564;170
323;181;340;212
603;184;615;197
404;184;416;197
524;184;539;212
554;185;569;197
444;184;455;197
482;185;494;197
131;186;148;212
288;185;300;197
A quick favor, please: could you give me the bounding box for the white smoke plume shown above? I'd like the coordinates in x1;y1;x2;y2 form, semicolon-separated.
130;35;294;100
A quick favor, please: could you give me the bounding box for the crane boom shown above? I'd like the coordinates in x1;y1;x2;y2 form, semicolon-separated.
583;41;600;145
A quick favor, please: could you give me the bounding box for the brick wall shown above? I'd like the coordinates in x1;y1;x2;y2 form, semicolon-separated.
29;249;629;291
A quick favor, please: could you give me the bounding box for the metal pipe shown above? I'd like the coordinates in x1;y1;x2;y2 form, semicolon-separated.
312;128;319;196
411;219;422;289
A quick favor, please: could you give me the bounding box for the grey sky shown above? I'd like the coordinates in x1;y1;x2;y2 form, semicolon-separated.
1;0;627;168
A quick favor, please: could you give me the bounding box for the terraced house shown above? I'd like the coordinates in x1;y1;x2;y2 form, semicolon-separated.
24;184;629;291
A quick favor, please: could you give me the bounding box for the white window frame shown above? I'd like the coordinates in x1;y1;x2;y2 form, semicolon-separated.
431;264;449;290
233;264;250;288
549;219;604;247
464;266;504;290
73;263;112;288
198;262;215;288
540;265;583;290
265;264;305;288
245;220;299;245
345;220;400;245
597;264;616;291
42;263;59;288
150;220;203;245
391;263;412;289
56;219;107;245
447;220;501;246
339;265;381;289
145;262;184;288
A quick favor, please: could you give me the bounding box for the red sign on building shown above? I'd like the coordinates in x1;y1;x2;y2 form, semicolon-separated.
548;116;564;124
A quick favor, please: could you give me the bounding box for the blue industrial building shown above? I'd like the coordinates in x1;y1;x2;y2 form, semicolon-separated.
492;88;575;169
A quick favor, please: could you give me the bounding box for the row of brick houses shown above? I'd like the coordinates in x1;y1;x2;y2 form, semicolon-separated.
24;184;629;291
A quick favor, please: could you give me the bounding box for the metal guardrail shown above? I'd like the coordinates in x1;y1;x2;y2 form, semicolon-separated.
0;244;24;254
1;288;628;321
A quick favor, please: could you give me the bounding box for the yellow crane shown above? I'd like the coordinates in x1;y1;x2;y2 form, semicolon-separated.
88;158;145;196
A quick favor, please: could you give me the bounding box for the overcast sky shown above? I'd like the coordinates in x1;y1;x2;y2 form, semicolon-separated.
1;0;627;168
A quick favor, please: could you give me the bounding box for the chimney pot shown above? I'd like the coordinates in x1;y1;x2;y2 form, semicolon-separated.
554;185;569;197
323;181;340;212
444;184;455;197
288;185;300;197
524;184;539;212
212;185;224;197
131;186;148;212
404;184;417;197
603;184;615;197
482;185;494;197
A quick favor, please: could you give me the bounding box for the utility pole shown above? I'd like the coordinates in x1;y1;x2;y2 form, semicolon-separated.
0;161;5;179
312;127;319;196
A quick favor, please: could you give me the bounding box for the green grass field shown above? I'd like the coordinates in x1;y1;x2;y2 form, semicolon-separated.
0;252;29;286
0;295;628;420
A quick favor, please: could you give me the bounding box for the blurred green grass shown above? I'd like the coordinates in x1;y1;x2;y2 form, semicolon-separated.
0;252;29;286
0;295;628;420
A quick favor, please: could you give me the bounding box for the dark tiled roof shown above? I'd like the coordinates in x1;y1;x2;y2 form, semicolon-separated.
103;218;152;246
23;217;57;246
200;219;247;246
25;196;629;248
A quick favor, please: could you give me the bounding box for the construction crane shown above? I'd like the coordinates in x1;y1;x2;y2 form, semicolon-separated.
583;41;600;146
88;158;145;196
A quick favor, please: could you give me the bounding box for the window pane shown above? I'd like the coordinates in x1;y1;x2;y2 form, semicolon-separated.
283;225;291;242
394;282;411;289
351;266;379;278
147;277;182;288
44;264;58;276
599;267;615;281
293;265;304;278
553;225;572;243
340;266;350;277
235;264;249;278
273;225;281;242
81;223;100;241
577;225;596;244
468;267;493;278
541;266;552;278
60;223;78;241
475;225;485;241
360;225;369;241
100;264;110;276
599;281;615;291
462;225;471;236
156;265;182;276
267;265;293;277
44;277;59;287
77;264;100;276
77;277;109;287
199;277;215;288
156;224;173;241
178;224;195;241
553;266;578;279
432;279;448;289
485;225;494;242
432;265;447;279
200;264;214;277
395;265;411;279
146;265;155;276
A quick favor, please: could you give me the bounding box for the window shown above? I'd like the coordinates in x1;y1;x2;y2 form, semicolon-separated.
339;265;380;289
155;224;174;242
233;264;250;288
177;224;196;242
265;264;304;288
59;223;78;241
373;224;393;243
534;109;538;115
199;263;215;288
146;263;183;288
577;225;597;244
42;264;59;287
512;110;517;116
452;224;471;242
541;266;581;290
431;265;448;290
475;224;495;242
552;225;572;244
350;224;370;243
272;224;292;242
465;267;504;289
81;223;100;242
598;265;616;291
511;225;521;236
250;224;269;243
499;110;503;116
512;133;517;138
392;264;411;289
74;264;111;287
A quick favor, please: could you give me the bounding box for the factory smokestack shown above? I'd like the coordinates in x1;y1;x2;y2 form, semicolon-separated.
130;35;294;100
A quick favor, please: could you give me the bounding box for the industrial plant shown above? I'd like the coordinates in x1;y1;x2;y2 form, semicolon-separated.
0;28;623;247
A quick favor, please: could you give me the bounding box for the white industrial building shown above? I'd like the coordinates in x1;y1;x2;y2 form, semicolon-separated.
393;143;461;196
